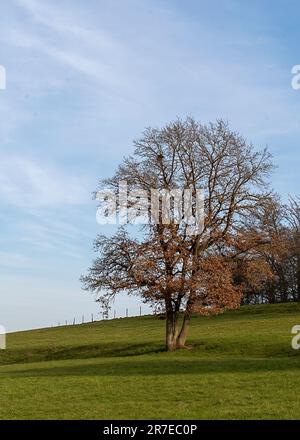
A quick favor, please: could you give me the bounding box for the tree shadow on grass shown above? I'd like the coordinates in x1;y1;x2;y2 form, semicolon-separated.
0;341;165;366
1;338;299;367
5;356;300;378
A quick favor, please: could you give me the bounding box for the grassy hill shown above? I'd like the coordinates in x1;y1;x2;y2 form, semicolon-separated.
1;303;300;419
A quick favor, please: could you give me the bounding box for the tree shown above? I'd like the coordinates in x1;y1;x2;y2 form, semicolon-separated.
286;196;300;301
233;198;290;304
230;196;300;305
81;118;274;351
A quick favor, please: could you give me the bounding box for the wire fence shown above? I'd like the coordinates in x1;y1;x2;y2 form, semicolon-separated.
53;306;145;328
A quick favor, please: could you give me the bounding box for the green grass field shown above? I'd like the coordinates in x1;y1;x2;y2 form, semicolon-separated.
1;303;300;419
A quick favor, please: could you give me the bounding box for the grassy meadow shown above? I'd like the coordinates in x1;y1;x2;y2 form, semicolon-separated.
1;303;300;419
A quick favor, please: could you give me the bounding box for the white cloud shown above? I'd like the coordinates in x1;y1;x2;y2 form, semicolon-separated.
16;0;120;52
0;251;37;269
18;218;92;256
10;0;131;90
6;0;298;141
0;155;89;209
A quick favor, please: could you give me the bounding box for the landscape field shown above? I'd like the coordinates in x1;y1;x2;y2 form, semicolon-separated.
1;303;300;420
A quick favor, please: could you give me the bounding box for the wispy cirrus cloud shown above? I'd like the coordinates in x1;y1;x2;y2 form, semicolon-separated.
0;250;37;269
5;27;125;89
10;0;133;90
15;0;120;52
0;155;90;209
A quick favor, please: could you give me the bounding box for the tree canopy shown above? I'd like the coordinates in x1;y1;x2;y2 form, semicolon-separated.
82;118;278;351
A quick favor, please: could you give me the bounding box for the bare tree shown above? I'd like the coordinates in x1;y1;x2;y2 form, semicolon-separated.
236;196;300;305
233;198;290;304
81;118;274;351
287;196;300;300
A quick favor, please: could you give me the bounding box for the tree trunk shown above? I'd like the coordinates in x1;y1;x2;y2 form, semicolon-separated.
297;254;300;302
165;307;179;351
176;313;191;348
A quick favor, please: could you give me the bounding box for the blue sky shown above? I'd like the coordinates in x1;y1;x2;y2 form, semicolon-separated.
0;0;299;332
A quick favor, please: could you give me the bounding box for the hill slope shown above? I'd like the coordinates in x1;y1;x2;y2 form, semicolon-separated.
1;303;300;419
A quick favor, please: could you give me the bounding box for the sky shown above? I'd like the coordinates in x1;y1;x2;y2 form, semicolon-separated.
0;0;299;332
